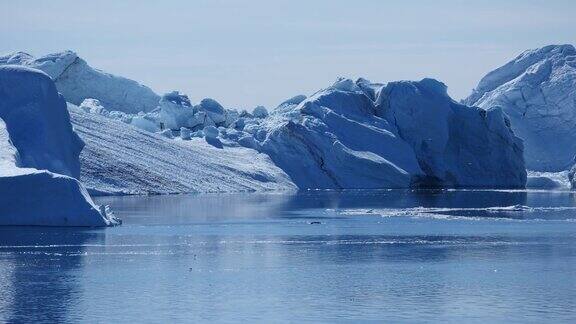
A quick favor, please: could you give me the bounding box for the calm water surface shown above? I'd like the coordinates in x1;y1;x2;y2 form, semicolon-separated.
1;190;576;323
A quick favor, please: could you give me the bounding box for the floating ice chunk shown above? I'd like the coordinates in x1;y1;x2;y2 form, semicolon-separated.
526;170;570;189
0;65;84;178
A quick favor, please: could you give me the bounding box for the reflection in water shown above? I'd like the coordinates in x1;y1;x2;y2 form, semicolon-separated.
0;228;103;323
0;190;575;322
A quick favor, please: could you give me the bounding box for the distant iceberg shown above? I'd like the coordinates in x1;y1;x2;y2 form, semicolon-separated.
0;51;160;113
464;45;576;172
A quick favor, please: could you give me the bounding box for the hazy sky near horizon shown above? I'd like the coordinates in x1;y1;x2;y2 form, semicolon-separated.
1;0;575;109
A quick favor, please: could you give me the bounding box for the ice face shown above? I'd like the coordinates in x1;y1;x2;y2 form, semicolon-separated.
465;44;576;172
0;65;83;178
253;78;526;189
0;66;118;226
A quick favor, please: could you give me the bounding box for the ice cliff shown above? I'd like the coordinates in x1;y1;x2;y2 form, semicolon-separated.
464;44;576;172
0;66;119;226
248;78;526;189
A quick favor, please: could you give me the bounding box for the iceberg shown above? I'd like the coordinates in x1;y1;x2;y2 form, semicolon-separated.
0;66;119;226
1;50;529;192
68;103;295;195
464;44;576;172
0;51;160;113
251;78;526;189
526;170;569;190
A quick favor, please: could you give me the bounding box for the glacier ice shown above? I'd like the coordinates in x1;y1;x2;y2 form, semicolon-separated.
0;65;84;178
464;44;576;172
0;66;119;226
251;78;526;189
67;73;526;190
0;51;160;113
68;103;296;195
0;49;533;195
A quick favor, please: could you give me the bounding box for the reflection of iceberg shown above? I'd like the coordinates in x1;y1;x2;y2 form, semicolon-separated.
0;227;103;322
95;192;295;225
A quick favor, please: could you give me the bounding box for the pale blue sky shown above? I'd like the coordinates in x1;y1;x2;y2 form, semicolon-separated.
1;0;575;109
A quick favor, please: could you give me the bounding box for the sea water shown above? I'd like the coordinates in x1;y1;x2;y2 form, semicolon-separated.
1;190;575;322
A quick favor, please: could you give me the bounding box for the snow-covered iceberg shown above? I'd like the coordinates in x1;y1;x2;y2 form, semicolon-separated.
464;44;576;172
0;51;160;113
0;66;119;226
68;103;295;195
72;76;525;190
0;50;528;192
249;78;526;189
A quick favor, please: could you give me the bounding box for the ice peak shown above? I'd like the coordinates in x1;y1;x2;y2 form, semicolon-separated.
329;77;363;92
0;51;34;65
277;95;307;108
199;98;224;111
418;78;449;96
